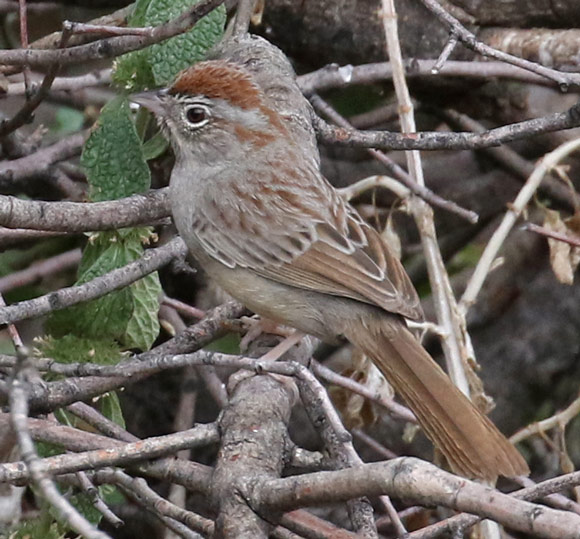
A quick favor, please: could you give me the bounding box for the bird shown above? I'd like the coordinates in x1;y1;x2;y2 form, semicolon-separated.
132;59;529;480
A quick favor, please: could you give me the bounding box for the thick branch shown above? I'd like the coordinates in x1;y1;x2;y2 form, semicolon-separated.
0;188;170;231
0;237;186;325
256;458;580;538
313;101;580;151
0;0;225;68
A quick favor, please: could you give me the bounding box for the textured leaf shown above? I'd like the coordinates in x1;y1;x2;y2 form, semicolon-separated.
146;0;226;86
142;130;169;160
46;230;161;352
68;492;103;526
81;97;150;201
111;0;155;92
544;208;580;285
124;272;162;350
100;392;126;428
119;228;161;350
39;334;123;367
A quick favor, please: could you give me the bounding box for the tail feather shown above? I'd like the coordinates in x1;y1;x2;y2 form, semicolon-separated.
344;316;529;479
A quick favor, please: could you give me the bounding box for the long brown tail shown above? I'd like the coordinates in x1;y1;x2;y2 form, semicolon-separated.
343;315;529;479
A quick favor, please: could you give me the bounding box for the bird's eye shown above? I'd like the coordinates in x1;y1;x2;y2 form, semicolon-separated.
184;105;210;128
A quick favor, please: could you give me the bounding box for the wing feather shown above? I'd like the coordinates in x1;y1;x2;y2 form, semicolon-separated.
190;160;422;320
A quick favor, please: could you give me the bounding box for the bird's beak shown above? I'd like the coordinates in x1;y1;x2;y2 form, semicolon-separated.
129;88;168;116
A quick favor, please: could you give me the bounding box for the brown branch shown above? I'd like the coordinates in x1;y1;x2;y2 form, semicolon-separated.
256;458;580;537
0;0;226;68
523;223;580;248
0;131;85;184
0;188;170;231
297;60;554;95
0;20;73;138
0;248;81;293
0;237;186;325
417;0;580;89
94;469;210;538
6;69;111;96
0;302;247;414
437;108;574;210
0;423;219;484
212;371;295;537
6;345;107;538
313;101;580;151
310;93;479;223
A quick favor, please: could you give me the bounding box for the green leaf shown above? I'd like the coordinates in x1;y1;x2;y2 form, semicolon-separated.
35;440;65;458
68;492;103;526
39;334;123;366
124;272;161;350
142;130;169;160
47;236;135;341
129;0;154;25
99;391;126;428
51;107;85;135
112;49;155;93
81;96;150;202
46;230;161;351
146;0;226;86
9;519;69;539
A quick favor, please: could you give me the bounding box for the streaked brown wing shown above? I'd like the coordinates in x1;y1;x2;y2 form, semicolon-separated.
255;206;423;321
190;153;422;321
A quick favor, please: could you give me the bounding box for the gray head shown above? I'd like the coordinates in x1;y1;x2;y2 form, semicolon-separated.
131;60;287;164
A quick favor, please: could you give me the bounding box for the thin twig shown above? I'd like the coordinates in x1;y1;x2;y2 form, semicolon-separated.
3;292;108;538
417;0;580;88
522;222;580;248
0;237;187;325
310;94;478;223
459;138;580;314
232;0;256;37
0;131;86;183
0;18;74;137
380;0;471;394
511;392;580;445
313;101;580;151
0;248;82;293
297;60;556;95
0;0;226;68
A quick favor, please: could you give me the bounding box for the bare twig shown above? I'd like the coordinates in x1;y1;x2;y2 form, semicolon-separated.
100;469;210;538
0;0;226;68
0;188;170;231
4;292;108;538
312;360;417;423
417;0;580;88
0;237;187;325
75;471;124;529
511;392;580;445
0;131;85;184
6;301;247;414
459;137;580;314
0;248;81;293
313;101;580;151
310;94;479;223
522;222;580;248
438;108;574;209
380;0;471;394
297;60;556;95
0;18;74;137
232;0;256;37
0;423;220;483
6;69;111;96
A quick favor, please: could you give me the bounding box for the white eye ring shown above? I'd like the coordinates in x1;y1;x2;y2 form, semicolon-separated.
184;104;210;128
